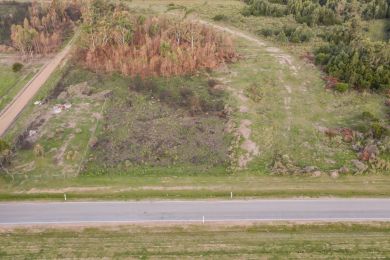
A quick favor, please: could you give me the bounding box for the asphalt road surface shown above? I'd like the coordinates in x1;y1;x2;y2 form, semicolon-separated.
1;199;390;225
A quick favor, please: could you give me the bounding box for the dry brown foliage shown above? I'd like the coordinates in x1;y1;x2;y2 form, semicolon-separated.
11;0;82;57
78;15;237;77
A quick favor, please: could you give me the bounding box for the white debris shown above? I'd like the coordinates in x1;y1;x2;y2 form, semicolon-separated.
29;130;37;137
53;105;62;114
52;103;72;114
34;101;42;106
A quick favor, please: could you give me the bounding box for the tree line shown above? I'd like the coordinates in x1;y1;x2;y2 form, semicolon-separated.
10;0;82;57
0;2;30;45
243;0;390;26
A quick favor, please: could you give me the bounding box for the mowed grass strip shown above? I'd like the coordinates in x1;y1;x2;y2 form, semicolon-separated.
1;174;390;201
1;223;390;258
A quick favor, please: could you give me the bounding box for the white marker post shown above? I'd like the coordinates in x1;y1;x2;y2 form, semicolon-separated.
231;192;233;199
202;216;205;224
64;193;67;201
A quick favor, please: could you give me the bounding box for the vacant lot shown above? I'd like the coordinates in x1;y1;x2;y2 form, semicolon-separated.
0;0;389;199
1;223;390;258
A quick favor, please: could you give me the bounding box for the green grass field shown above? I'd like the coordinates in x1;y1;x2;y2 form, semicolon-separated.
0;64;39;112
1;223;390;258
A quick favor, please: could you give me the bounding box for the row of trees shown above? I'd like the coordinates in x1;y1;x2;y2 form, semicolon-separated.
10;0;82;57
243;0;390;26
259;24;314;43
77;0;237;77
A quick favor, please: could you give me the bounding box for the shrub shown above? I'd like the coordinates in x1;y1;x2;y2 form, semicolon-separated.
12;62;23;72
213;14;228;21
362;111;379;122
0;139;11;168
33;144;44;157
207;79;219;88
334;83;349;92
276;31;288;43
371;122;388;139
315;53;329;65
259;28;275;37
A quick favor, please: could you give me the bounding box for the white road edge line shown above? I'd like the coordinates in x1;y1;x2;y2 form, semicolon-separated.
2;218;390;226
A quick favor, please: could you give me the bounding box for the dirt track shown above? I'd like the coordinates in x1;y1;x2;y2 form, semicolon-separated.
0;38;75;137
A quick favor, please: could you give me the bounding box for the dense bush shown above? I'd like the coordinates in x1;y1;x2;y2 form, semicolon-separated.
259;25;313;43
242;0;287;17
213;14;229;21
334;82;349;92
244;0;390;26
362;0;390;19
243;0;342;26
12;62;23;72
315;35;390;90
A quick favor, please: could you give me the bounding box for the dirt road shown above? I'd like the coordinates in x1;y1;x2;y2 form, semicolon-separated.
0;38;75;137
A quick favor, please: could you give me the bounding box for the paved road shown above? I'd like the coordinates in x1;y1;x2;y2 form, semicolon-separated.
1;199;390;225
0;36;76;137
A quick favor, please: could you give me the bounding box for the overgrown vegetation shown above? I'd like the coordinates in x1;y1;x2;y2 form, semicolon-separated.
77;0;237;77
84;74;230;174
315;22;390;91
243;0;390;26
259;24;314;43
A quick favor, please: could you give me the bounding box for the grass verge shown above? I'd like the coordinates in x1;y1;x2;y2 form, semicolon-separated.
1;174;390;201
1;223;390;258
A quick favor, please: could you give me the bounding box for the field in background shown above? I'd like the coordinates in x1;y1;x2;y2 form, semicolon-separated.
1;223;390;258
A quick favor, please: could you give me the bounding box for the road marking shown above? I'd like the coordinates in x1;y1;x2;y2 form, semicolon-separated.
2;218;390;226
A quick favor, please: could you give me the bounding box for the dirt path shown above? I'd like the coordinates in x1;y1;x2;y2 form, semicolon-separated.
199;19;297;167
0;36;76;137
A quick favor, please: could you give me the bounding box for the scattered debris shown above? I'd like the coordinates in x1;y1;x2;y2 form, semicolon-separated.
34;101;42;106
